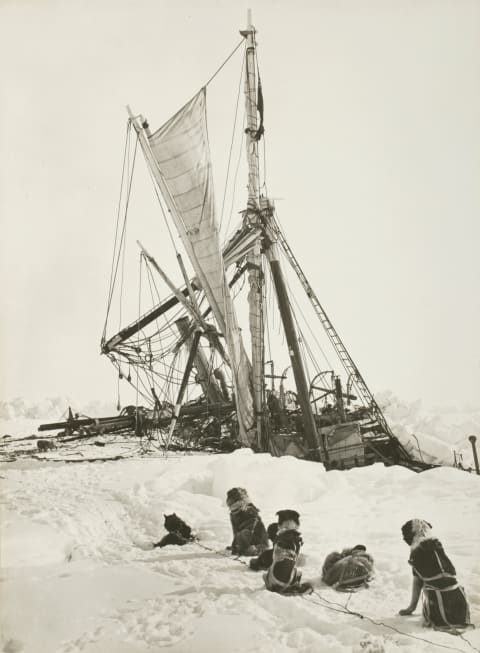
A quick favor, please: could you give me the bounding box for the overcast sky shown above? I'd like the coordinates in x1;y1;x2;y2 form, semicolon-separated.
1;0;479;411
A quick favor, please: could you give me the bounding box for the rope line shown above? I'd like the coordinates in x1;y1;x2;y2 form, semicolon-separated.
102;122;132;340
203;39;245;89
172;539;478;653
301;591;476;652
219;54;245;232
222;112;246;242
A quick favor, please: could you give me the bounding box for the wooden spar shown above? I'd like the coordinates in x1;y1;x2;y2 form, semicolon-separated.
175;316;224;404
104;266;247;355
241;12;265;449
136;240;204;326
174;251;230;376
102;286;193;353
176;253;202;316
266;243;324;463
165;330;202;449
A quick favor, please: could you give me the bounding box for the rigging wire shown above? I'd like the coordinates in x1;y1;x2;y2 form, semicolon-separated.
105;134;139;337
222;113;246;242
117;190;129;338
143;257;187;340
282;255;333;372
219;55;245;232
279;273;317;386
203;39;245;89
272;208;372;407
274;210;335;368
103;121;132;341
136;252;144;416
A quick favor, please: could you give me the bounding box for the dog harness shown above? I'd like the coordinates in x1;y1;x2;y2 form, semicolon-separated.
264;544;301;592
410;549;471;629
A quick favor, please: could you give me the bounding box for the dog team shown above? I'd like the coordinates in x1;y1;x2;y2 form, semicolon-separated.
154;487;473;635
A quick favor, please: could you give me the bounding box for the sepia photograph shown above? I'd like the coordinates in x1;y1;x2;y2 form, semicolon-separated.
1;1;479;651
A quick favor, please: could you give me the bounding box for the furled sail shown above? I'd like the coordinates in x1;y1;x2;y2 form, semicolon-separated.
146;88;255;442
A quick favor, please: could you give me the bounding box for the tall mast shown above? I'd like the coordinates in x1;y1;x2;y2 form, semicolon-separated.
241;10;265;449
239;14;321;460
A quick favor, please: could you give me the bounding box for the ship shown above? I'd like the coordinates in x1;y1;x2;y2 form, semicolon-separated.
81;14;430;471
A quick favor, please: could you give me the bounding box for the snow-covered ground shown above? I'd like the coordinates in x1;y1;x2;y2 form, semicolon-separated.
1;398;479;653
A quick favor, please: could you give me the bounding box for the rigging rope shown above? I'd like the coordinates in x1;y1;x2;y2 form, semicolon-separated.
222;112;246;243
219;55;245;232
104;134;139;340
282;259;332;374
275;211;334;370
203;39;245;89
102;123;133;341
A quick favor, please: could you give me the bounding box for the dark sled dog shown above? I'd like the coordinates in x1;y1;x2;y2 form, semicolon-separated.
226;487;269;556
249;522;279;571
400;519;473;633
153;513;196;548
263;510;312;595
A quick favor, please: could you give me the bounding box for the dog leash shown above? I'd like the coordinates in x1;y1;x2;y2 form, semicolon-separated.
302;591;479;653
151;536;479;652
158;531;251;566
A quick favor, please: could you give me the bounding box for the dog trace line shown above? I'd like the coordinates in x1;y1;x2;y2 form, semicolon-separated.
168;538;478;653
302;592;478;653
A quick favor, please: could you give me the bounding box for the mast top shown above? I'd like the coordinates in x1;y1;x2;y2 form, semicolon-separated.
240;8;255;38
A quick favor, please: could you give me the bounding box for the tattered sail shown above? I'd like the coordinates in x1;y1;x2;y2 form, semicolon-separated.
146;88;255;442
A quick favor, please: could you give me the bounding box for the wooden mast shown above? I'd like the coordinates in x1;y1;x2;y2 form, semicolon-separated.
239;12;321;460
241;10;265;449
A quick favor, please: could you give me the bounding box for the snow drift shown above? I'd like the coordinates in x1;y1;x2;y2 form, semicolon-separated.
1;448;479;653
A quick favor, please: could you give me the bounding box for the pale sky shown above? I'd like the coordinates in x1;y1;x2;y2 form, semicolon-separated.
1;0;479;410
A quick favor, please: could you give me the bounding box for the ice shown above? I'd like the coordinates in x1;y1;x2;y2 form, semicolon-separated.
1;436;479;652
0;394;479;651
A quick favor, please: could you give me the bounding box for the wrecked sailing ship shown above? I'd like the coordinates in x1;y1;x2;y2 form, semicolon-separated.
41;15;429;470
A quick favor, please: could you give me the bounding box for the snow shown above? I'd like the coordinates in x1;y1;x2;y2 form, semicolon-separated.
1;426;479;652
378;392;480;468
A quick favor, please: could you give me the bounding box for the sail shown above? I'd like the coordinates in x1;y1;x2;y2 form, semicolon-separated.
146;88;255;442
